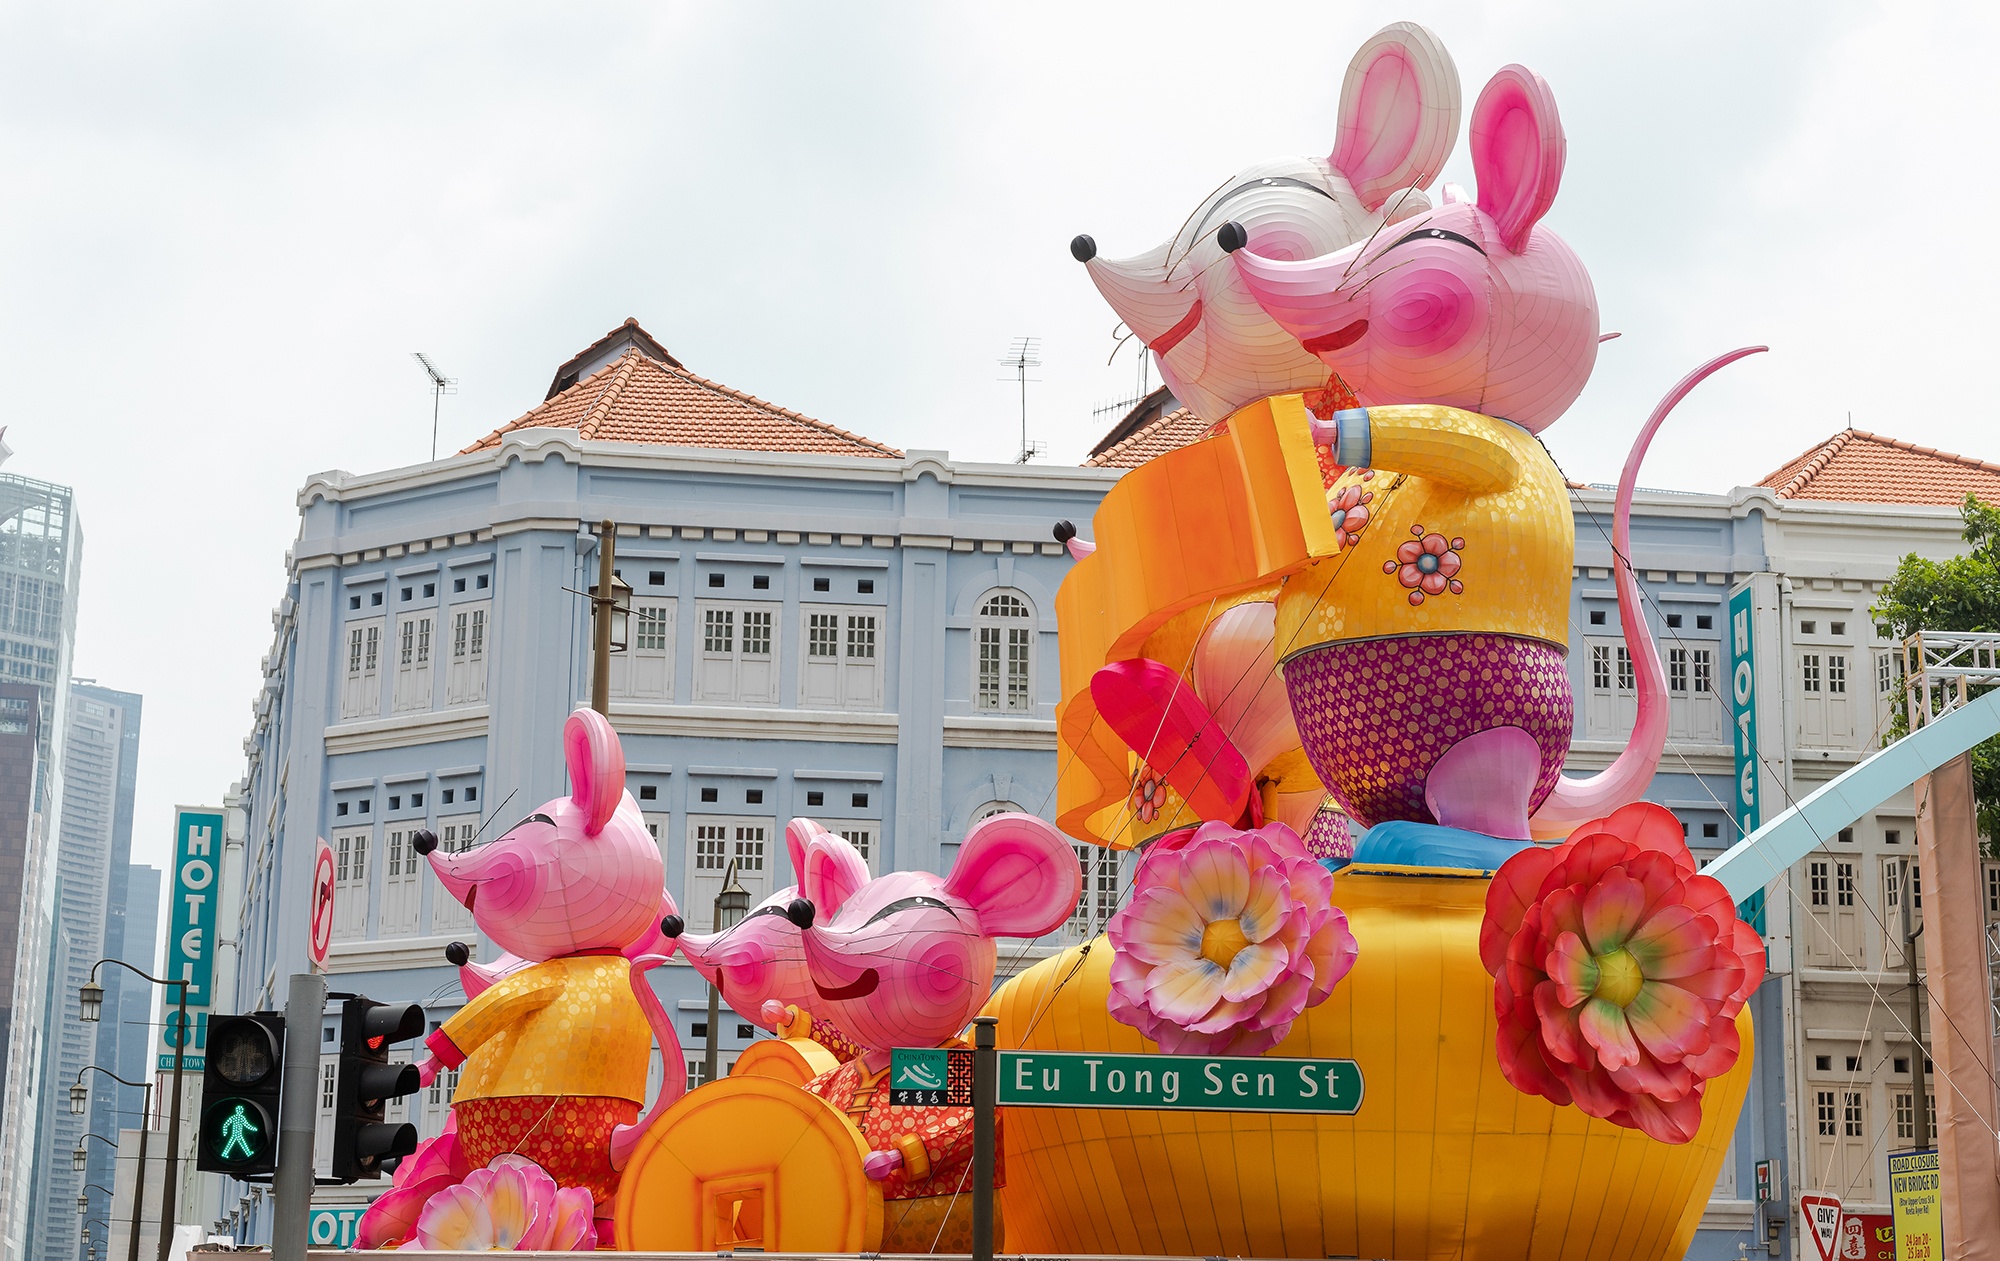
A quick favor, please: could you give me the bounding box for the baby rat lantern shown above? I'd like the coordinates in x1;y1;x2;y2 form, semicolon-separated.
356;708;686;1249
617;812;1081;1254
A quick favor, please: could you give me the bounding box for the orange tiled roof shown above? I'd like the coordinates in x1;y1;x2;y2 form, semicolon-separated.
1756;428;2000;505
461;350;902;459
1083;407;1225;469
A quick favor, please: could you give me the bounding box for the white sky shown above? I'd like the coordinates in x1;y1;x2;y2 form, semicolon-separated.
1;0;1990;873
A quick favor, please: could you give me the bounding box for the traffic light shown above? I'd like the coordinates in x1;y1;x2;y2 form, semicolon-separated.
197;1013;284;1176
330;998;425;1183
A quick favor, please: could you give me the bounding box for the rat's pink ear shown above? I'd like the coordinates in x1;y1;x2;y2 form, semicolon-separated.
800;825;870;917
783;817;815;887
1470;64;1566;254
1329;21;1461;210
564;708;624;836
943;813;1082;940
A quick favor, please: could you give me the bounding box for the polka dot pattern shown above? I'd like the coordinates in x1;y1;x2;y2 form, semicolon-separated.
805;1045;1006;1205
1282;632;1574;828
455;1094;638;1207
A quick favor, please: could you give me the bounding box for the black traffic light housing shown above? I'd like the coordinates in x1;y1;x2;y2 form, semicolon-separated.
330;998;426;1183
197;1013;285;1176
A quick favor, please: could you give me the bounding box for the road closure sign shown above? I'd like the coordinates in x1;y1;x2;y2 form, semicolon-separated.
998;1050;1362;1115
1888;1149;1940;1261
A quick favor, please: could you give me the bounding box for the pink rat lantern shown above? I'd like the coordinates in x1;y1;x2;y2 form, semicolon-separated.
635;810;1081;1253
358;708;688;1248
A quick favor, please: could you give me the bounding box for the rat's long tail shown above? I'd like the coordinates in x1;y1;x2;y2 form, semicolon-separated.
1529;346;1768;838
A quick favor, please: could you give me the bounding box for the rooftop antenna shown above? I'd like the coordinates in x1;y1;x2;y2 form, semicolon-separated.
411;353;458;461
998;336;1044;463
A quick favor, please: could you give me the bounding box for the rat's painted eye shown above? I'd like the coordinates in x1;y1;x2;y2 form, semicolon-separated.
862;896;957;927
1384;226;1485;255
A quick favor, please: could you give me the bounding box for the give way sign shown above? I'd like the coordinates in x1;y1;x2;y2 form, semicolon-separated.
1800;1192;1843;1261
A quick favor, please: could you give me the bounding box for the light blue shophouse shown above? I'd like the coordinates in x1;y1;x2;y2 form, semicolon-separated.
222;321;1119;1233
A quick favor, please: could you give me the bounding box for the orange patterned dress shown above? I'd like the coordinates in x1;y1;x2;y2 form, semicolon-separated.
803;1040;1005;1253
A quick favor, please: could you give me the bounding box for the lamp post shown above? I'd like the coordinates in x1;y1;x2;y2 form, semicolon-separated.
75;1065;155;1261
702;860;752;1086
587;520;631;716
83;960;187;1261
80;1186;115;1215
75;1130;119;1173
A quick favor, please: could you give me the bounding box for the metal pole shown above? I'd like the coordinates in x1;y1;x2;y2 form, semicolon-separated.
156;984;188;1261
430;388;441;463
971;1015;996;1261
1904;857;1930;1150
591;520;615;716
127;1084;150;1261
703;863;732;1087
272;972;327;1261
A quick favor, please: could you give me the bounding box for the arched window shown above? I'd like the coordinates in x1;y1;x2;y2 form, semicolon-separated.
970;800;1024;823
975;592;1033;712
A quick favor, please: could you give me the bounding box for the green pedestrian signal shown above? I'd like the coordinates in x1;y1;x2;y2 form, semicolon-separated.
197;1013;285;1176
202;1098;272;1166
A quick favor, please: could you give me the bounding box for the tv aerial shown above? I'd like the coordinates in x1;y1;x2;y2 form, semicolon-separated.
411;353;458;461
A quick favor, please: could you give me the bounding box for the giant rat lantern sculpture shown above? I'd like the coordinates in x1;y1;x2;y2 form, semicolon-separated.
990;22;1769;1261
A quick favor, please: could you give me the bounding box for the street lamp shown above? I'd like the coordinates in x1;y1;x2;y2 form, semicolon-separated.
76;1066;153;1261
79;1186;115;1217
70;1081;89;1115
76;1130;118;1172
84;959;189;1261
702;860;753;1086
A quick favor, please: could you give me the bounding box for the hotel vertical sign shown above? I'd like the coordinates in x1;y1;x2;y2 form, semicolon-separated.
160;805;222;1069
1727;583;1767;934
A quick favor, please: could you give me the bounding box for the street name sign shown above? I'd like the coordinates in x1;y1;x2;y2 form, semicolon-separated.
997;1050;1362;1114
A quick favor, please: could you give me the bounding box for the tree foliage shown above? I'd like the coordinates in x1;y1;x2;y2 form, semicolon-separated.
1872;493;2000;850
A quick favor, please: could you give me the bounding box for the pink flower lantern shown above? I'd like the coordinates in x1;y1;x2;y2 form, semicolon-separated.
1479;802;1765;1143
413;1155;596;1251
1106;821;1357;1055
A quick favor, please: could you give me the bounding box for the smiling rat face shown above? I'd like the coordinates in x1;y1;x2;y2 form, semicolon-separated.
424;708;666;961
672;818;869;1028
1072;22;1460;422
794;813;1081;1050
1227;64;1598;433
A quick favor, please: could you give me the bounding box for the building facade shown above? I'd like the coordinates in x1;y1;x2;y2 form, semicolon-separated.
0;464;83;1261
220;324;1118;1237
37;684;147;1261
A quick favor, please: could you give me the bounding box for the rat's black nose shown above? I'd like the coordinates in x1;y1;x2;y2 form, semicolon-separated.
659;915;684;939
784;898;816;929
1069;234;1097;262
412;829;438;856
1053;520;1076;544
444;941;469;967
1217;221;1249;253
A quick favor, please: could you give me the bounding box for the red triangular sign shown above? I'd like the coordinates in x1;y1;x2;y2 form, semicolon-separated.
1800;1193;1843;1261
